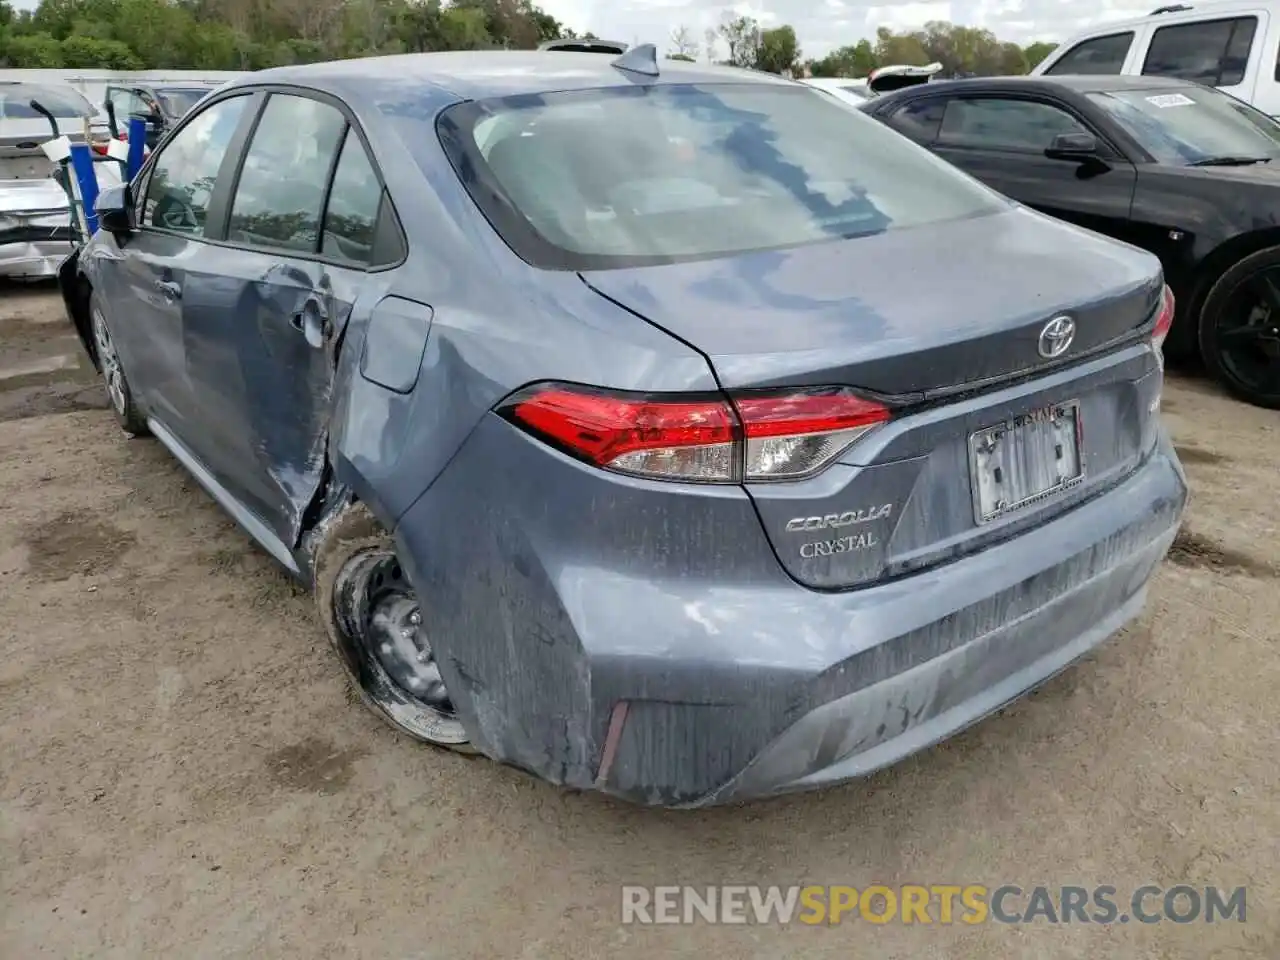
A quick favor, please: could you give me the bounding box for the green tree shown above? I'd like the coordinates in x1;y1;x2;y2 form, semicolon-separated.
809;38;875;78
1023;40;1058;69
755;24;799;75
717;13;759;68
873;26;929;67
998;41;1028;75
669;23;696;60
113;0;198;69
5;31;66;66
62;34;142;68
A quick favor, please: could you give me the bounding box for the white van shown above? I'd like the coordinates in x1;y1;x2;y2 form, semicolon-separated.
1032;1;1280;116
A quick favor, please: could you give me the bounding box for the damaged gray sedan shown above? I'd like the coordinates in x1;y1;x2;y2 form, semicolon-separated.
61;48;1187;807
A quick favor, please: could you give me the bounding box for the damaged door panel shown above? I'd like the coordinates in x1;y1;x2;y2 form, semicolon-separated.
176;91;390;551
180;253;368;549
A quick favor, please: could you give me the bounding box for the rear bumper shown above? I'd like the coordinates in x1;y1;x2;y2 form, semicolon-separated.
396;419;1186;808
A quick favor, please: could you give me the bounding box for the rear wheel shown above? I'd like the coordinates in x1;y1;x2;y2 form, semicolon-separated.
314;503;474;751
1198;247;1280;409
89;293;149;436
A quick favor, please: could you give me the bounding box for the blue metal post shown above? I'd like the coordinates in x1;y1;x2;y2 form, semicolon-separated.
68;142;99;235
126;118;147;180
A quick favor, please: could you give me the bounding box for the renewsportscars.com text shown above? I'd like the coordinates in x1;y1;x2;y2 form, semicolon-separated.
620;884;1247;925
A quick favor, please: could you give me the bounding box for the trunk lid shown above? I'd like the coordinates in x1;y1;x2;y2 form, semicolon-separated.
867;62;943;96
0;117;91;180
0;178;69;215
581;205;1166;591
580;206;1162;397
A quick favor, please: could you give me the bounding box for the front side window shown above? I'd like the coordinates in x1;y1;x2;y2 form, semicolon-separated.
227;94;346;253
321;128;383;265
938;98;1089;152
1045;33;1133;75
1089;84;1280;165
1142;17;1258;87
435;83;1007;270
142;95;249;235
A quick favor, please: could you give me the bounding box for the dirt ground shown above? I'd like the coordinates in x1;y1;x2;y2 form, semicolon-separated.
0;280;1276;960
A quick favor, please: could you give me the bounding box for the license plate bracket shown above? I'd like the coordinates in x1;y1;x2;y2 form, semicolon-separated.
968;400;1083;525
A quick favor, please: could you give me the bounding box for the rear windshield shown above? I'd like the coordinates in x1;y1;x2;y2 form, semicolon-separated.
436;83;1007;270
0;83;95;120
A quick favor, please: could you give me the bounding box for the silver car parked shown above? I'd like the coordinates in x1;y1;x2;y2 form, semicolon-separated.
0;80;118;279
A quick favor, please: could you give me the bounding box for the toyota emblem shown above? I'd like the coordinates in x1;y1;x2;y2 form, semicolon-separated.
1038;315;1076;359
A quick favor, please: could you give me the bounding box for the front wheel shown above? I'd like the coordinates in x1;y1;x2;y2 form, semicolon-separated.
89;294;149;436
313;503;474;751
1198;247;1280;409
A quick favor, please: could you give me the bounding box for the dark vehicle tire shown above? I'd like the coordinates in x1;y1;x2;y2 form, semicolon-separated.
89;293;150;436
1198;247;1280;409
314;503;476;753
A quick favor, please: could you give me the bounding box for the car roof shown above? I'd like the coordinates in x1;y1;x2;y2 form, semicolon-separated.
879;74;1198;98
241;50;789;101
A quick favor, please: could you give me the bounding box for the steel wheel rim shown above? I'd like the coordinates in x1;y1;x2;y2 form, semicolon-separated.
91;307;127;415
334;550;466;743
1217;268;1280;398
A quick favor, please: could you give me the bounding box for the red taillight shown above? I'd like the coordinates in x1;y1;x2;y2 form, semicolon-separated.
504;384;890;482
506;387;737;481
1152;284;1175;355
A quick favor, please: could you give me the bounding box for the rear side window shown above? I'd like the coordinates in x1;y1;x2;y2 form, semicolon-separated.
938;98;1089;152
142;95;249;235
1044;33;1133;75
886;99;946;142
1143;17;1258;86
321;128;383;265
435;84;1007;270
227;94;346;253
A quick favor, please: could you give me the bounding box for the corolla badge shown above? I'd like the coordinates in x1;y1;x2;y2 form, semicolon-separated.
1038;315;1076;359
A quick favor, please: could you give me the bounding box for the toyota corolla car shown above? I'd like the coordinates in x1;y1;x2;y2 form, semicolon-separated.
61;47;1186;807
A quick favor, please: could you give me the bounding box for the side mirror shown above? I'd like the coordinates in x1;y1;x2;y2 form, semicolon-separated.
96;183;134;235
1045;131;1100;161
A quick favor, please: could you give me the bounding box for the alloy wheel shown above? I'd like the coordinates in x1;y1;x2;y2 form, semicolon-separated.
91;306;127;416
1215;267;1280;401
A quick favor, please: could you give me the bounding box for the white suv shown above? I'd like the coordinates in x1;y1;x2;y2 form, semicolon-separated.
1032;1;1280;117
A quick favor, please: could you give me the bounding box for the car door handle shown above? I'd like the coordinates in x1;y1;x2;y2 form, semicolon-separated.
155;279;181;300
291;305;327;349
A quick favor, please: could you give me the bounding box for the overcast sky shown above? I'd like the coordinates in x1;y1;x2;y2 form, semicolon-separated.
8;0;1164;59
541;0;1163;57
